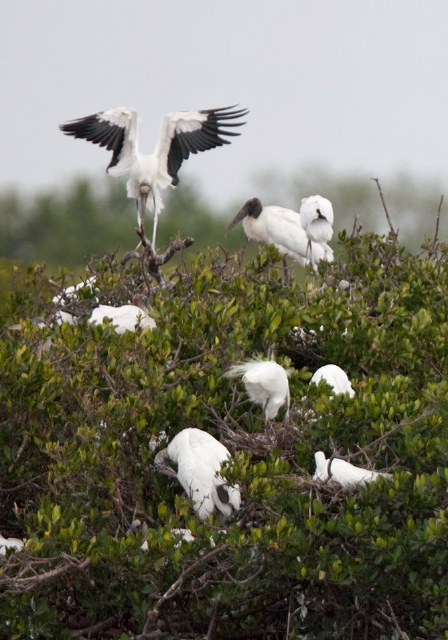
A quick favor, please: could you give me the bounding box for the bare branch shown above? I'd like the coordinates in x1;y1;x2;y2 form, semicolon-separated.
372;177;398;236
432;195;444;249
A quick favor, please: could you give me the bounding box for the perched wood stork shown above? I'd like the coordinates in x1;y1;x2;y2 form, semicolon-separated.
154;427;241;521
299;195;334;247
0;534;24;556
60;105;248;245
226;198;333;269
310;364;355;398
313;451;392;489
88;295;156;334
226;358;291;421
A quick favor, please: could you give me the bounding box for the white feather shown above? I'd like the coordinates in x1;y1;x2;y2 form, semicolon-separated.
310;364;355;397
300;195;334;244
88;304;156;334
165;428;241;521
226;358;291;420
313;451;392;488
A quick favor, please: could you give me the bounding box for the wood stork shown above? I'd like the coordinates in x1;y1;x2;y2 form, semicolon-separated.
60;105;248;246
310;364;355;398
226;198;333;269
226;358;291;421
154;427;241;521
313;451;392;489
88;295;156;334
299;195;334;245
0;534;24;555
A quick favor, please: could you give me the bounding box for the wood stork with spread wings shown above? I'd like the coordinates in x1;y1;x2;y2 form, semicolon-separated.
310;364;355;398
226;358;291;422
154;428;241;521
313;451;392;489
60;105;248;246
226;198;333;269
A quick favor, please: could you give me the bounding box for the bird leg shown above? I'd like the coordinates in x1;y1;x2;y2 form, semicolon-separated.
282;257;290;286
263;399;270;426
138;182;151;241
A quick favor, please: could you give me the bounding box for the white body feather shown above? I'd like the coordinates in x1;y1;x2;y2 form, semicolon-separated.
299;195;334;243
0;534;24;555
310;364;355;397
313;451;392;488
88;304;156;334
166;428;241;520
227;359;291;420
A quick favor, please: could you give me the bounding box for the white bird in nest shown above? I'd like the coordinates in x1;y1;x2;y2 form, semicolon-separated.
88;295;156;335
310;364;355;398
60;105;248;246
226;198;333;270
0;534;25;556
313;451;392;489
154;428;241;521
226;358;291;422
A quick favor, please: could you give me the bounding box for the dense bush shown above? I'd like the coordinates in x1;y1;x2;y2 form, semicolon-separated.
0;225;447;639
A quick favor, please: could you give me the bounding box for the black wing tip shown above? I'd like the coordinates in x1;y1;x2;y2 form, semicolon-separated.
202;105;250;119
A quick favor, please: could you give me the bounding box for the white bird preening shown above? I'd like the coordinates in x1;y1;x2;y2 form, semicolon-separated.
226;198;333;270
226;358;291;422
88;295;156;335
154;428;241;521
299;195;334;249
310;364;355;398
60;105;248;246
313;451;392;489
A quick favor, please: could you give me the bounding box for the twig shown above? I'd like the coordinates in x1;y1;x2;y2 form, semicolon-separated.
139;545;230;638
372;177;398;236
335;404;437;463
432;195;443;249
70;615;117;638
2;556;91;592
8;435;29;473
206;602;220;640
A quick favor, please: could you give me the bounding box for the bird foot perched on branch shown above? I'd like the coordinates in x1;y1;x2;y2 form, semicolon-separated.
121;229;194;286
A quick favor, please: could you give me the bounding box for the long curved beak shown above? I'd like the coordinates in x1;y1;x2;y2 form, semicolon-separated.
225;206;248;236
154;448;177;478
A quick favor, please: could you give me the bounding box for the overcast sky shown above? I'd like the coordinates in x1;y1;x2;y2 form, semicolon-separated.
3;1;448;211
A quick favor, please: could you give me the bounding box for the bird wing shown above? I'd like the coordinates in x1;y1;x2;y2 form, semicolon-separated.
263;207;310;263
153;106;248;186
59;107;138;175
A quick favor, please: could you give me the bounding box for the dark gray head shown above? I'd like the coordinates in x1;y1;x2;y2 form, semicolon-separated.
154;448;177;478
225;198;263;235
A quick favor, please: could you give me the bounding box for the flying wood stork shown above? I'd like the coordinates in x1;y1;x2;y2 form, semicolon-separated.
60;105;248;246
310;364;355;398
226;358;291;421
154;427;241;521
313;451;392;489
226;198;333;269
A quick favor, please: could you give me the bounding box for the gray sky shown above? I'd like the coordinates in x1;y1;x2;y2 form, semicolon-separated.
3;1;448;210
